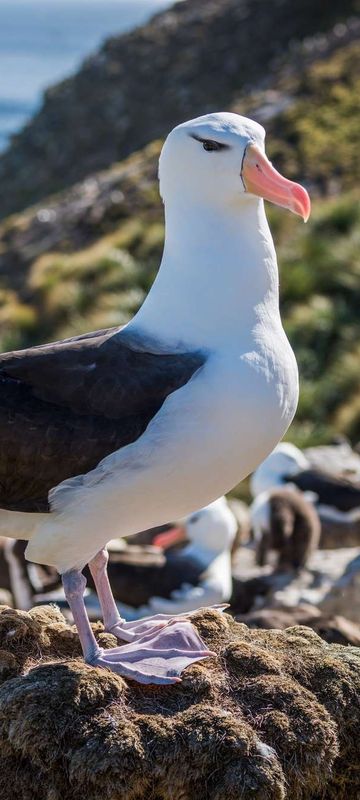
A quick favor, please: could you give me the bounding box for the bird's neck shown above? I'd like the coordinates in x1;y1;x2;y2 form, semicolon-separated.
131;197;281;350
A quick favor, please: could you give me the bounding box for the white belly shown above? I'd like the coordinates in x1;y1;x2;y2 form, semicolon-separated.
27;345;298;572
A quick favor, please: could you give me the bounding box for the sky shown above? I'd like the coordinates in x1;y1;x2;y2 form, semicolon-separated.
0;0;180;150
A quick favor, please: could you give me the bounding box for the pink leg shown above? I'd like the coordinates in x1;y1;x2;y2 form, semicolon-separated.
62;570;102;663
89;548;197;642
63;561;215;685
89;548;136;641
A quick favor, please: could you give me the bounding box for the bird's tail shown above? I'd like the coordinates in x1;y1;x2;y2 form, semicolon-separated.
0;509;45;541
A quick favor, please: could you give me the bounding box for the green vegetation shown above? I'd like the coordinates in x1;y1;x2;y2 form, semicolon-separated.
266;41;360;193
1;190;359;446
273;193;360;445
0;35;359;448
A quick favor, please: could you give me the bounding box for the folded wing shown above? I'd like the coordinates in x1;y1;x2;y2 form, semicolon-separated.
0;326;205;512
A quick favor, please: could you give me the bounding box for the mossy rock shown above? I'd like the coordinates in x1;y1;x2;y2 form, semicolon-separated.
0;605;359;799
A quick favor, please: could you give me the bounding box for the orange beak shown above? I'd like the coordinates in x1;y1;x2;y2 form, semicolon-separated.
153;525;186;549
242;144;311;222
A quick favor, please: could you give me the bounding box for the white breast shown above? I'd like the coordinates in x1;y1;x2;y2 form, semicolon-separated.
27;340;297;573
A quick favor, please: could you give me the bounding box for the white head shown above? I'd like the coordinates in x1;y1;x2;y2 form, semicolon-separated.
184;497;238;553
154;496;238;555
132;112;310;346
250;442;310;497
159;112;310;220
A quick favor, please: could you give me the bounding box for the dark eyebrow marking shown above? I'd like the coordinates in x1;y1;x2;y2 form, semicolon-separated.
189;133;230;149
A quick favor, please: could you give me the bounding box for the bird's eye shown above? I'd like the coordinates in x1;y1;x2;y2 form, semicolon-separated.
189;133;229;151
202;139;223;152
189;514;200;523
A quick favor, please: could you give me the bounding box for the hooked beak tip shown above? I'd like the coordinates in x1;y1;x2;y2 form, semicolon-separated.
292;183;311;223
303;205;311;224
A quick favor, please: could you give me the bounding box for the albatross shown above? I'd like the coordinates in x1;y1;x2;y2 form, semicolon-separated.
89;497;238;620
0;112;310;684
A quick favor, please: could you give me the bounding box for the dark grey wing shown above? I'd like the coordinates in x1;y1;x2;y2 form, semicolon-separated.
285;469;360;512
0;327;205;512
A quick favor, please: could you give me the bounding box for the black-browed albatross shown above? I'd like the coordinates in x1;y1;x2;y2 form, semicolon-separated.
87;497;238;619
0;113;310;684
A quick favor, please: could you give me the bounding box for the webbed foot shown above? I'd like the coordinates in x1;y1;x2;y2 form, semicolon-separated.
88;619;215;684
106;605;229;642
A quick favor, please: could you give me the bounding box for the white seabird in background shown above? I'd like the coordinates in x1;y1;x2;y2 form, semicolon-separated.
114;497;238;619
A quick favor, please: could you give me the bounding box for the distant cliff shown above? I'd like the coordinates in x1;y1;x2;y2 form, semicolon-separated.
0;0;357;218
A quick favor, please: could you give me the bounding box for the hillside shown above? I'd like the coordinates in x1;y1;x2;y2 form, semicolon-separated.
0;1;359;448
0;0;358;218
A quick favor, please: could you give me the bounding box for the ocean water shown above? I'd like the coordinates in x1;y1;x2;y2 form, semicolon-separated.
0;0;176;152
